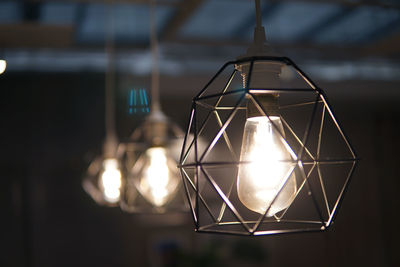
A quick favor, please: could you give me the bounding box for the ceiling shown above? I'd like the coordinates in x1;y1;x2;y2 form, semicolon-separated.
0;0;400;80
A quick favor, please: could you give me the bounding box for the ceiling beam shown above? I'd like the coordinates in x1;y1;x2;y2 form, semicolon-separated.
0;25;398;61
267;0;400;10
23;0;400;9
0;24;74;48
358;17;400;44
296;6;355;42
165;37;365;61
26;0;180;6
160;0;204;41
0;29;387;61
364;32;400;56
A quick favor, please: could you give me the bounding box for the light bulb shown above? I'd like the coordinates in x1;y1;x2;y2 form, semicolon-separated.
0;60;6;74
237;115;296;216
134;147;179;207
99;158;122;203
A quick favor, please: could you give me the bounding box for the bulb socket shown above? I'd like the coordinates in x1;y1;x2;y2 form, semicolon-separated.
142;109;169;146
247;94;279;118
144;120;168;146
235;61;283;89
103;135;118;158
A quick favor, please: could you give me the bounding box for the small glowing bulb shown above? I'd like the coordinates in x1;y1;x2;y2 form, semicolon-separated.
237;116;296;216
135;147;179;207
0;60;6;74
99;158;122;203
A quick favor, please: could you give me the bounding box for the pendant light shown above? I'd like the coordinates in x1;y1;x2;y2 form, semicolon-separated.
0;50;6;75
83;3;123;206
0;59;6;74
119;0;186;214
178;0;357;235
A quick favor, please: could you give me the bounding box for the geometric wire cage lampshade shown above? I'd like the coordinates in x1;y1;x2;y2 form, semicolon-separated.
119;0;188;215
119;110;188;214
83;146;124;207
178;56;358;235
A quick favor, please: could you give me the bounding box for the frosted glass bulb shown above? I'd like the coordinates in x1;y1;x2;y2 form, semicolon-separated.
99;158;122;203
237;116;296;216
135;147;179;207
0;60;6;74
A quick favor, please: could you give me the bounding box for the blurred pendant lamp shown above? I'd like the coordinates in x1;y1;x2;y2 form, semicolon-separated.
83;3;122;206
179;0;358;235
0;51;6;75
0;59;6;75
119;0;186;214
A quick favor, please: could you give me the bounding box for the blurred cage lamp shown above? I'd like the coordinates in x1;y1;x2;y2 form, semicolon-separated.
0;59;6;74
178;0;358;236
82;5;123;206
119;0;187;214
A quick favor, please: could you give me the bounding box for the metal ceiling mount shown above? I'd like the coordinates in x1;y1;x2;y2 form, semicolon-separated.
178;0;358;236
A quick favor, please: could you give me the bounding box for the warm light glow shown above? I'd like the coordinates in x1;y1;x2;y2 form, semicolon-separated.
100;158;122;203
237;116;297;216
0;60;6;74
136;147;179;207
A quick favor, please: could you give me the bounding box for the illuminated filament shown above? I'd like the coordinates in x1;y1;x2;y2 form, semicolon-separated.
100;158;122;203
137;147;179;207
237;116;297;216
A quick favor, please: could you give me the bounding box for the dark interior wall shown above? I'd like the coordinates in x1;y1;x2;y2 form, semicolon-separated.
1;72;399;267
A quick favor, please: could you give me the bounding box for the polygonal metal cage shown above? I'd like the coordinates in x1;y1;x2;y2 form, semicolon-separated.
82;151;125;207
119;115;189;214
178;56;358;236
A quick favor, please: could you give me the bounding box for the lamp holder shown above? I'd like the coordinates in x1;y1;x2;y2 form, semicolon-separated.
247;94;279;118
143;109;169;146
236;0;283;101
103;135;118;158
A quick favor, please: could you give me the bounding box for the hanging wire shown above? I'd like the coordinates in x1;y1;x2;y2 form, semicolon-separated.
149;0;161;112
104;1;118;154
255;0;262;29
253;0;267;49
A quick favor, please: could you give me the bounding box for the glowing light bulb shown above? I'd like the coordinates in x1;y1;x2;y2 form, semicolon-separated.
99;158;122;203
0;60;6;74
237;116;296;216
134;147;179;207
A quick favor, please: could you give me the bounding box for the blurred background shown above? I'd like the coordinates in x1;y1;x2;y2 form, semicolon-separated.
1;0;400;266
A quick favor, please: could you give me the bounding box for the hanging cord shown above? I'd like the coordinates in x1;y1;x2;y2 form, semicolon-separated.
239;0;273;60
150;0;161;112
104;1;118;156
253;0;267;51
255;0;262;29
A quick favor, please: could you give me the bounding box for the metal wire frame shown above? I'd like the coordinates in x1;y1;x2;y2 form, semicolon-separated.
119;119;189;214
82;144;126;207
178;56;358;236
